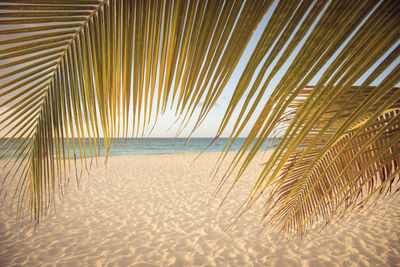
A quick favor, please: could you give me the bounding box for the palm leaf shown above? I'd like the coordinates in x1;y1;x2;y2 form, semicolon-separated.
0;0;399;237
0;0;269;223
210;0;400;237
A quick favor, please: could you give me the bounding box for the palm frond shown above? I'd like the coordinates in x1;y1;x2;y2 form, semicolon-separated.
0;0;399;237
0;0;268;223
211;0;400;237
262;91;400;237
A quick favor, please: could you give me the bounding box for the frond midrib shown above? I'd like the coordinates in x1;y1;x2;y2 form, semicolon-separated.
28;0;108;155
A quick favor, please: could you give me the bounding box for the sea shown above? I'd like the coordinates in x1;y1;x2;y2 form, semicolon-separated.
0;138;276;159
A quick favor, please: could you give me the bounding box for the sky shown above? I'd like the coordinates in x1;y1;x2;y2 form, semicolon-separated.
148;1;276;138
148;0;400;138
0;1;274;139
1;0;399;139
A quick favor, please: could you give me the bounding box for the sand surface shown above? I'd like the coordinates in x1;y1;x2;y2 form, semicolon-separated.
1;152;400;266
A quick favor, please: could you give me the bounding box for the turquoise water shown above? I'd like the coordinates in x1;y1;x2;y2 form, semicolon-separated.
0;138;276;159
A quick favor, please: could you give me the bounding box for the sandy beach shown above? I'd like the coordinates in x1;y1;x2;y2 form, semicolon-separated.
1;152;400;266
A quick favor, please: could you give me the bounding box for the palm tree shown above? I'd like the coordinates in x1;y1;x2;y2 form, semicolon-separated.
0;0;399;237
